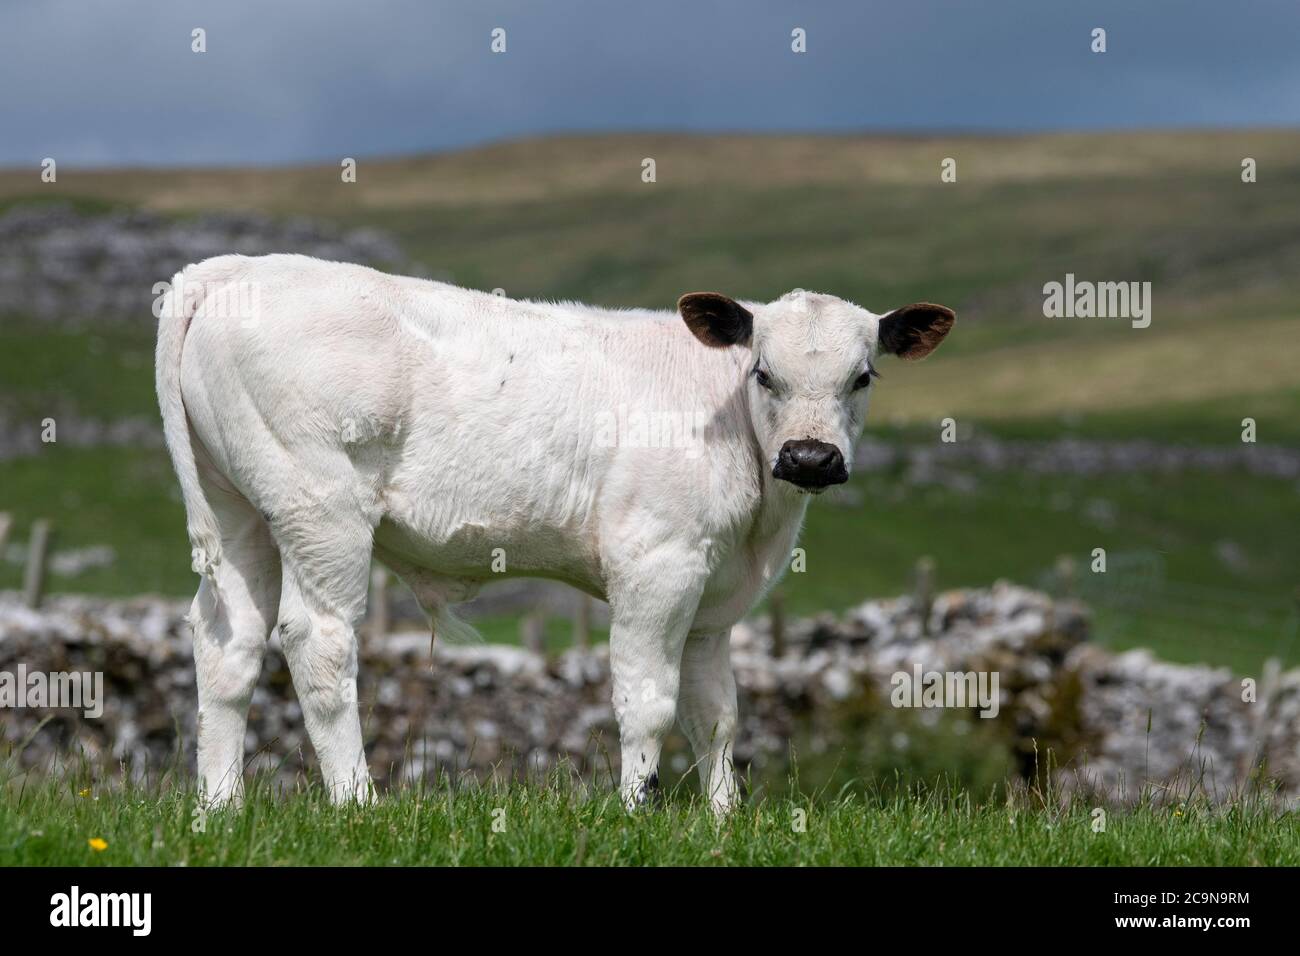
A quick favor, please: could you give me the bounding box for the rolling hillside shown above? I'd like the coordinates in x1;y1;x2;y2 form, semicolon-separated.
1;130;1297;670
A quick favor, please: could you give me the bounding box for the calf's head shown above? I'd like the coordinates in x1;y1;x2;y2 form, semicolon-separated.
680;290;954;492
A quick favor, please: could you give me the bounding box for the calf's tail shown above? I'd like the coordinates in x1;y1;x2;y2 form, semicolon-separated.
155;265;223;581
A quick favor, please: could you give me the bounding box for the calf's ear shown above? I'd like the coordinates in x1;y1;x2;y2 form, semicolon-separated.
679;292;753;348
877;303;955;360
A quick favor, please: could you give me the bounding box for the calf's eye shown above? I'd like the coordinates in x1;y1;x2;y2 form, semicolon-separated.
755;368;774;390
852;370;874;391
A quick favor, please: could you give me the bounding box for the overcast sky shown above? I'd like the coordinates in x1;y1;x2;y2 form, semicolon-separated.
3;0;1298;167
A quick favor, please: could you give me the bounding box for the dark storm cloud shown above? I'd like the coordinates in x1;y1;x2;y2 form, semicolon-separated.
2;0;1297;166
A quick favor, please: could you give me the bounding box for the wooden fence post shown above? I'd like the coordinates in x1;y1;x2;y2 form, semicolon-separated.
769;589;786;658
367;565;389;639
23;519;52;609
572;594;592;652
521;611;546;656
914;556;935;636
1055;554;1078;599
1243;656;1282;778
0;512;12;562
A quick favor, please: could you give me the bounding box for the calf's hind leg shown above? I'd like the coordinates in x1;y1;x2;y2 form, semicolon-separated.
271;506;375;803
190;491;281;805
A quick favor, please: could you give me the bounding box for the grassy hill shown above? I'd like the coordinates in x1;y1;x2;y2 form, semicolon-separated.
6;131;1298;424
1;130;1297;671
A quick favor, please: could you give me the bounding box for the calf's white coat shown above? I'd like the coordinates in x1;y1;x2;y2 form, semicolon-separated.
156;254;953;811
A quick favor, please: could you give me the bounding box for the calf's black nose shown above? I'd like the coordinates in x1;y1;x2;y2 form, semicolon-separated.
773;439;848;489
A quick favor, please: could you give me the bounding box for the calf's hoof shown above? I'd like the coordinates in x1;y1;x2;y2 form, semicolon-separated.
622;772;661;812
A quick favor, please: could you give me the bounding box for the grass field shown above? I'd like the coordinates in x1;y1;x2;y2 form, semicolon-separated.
1;131;1298;866
2;765;1296;867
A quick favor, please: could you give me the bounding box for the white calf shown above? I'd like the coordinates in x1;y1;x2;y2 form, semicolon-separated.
156;254;953;812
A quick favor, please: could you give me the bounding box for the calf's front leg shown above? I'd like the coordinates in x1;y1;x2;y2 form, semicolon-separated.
607;555;704;811
677;628;739;814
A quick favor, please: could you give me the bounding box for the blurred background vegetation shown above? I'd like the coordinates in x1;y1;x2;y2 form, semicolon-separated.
1;130;1297;675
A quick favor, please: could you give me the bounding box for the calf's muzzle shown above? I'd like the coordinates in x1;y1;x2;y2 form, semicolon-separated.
772;439;848;489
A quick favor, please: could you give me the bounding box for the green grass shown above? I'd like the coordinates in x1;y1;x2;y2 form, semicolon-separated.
2;767;1295;866
0;319;158;421
783;465;1300;673
467;614;609;650
0;447;190;597
946;390;1300;447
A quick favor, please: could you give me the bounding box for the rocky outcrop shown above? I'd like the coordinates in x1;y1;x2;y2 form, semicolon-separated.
856;435;1300;483
0;413;162;463
0;203;409;325
0;585;1295;804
